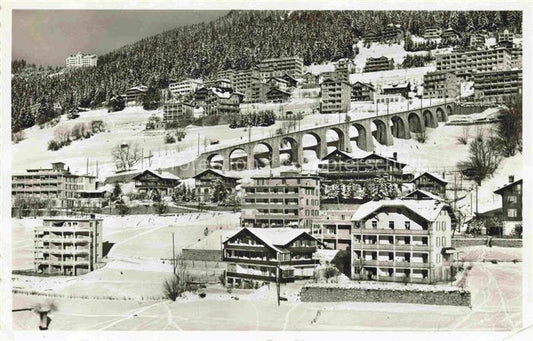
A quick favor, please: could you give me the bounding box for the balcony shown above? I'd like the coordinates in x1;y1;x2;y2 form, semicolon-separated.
361;259;430;268
36;248;89;255
356;229;429;236
225;243;267;252
36;259;91;266
41;236;91;243
226;271;294;283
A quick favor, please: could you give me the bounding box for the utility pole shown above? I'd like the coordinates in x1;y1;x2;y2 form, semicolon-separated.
475;184;479;215
172;232;176;274
197;133;200;156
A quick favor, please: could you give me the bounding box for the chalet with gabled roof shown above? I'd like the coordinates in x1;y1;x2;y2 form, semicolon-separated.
193;169;240;202
132;169;181;197
223;227;319;287
494;176;522;236
410;172;448;199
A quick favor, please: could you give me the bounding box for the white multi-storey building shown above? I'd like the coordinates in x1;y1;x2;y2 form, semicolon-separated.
65;52;98;68
34;216;103;276
169;79;203;97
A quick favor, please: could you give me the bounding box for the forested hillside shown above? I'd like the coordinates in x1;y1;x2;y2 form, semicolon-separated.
11;10;522;132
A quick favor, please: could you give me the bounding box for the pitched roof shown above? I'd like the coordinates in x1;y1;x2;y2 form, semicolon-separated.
321;149;353;161
494;178;522;195
227;228;316;253
193;168;240;181
403;189;443;201
361;153;407;168
351;199;449;222
352;81;375;90
411;172;448;184
132;169;180;181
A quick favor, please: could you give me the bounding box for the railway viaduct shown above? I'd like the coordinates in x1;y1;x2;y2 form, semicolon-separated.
178;102;456;175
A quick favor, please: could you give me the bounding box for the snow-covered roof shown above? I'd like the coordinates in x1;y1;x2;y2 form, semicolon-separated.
132;169;180;181
210;87;234;99
351;199;448;222
382;82;410;90
403;189;443;201
411;172;448;184
193;168;240;180
494;178;522;195
229;227;316;253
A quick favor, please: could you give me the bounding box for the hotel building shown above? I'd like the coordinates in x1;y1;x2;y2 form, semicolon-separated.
34;216;103;276
258;56;304;79
351;199;456;284
320;78;352;114
241;172;321;230
65;52;97;68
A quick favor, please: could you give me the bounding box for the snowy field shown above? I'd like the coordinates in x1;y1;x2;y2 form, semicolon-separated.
12;258;522;331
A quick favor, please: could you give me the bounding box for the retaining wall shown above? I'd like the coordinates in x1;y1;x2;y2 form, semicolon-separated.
300;284;471;307
452;238;522;248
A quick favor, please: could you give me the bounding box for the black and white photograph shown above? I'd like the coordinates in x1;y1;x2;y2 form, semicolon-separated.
1;1;532;340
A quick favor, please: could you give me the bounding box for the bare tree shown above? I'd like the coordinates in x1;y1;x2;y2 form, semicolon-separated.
457;134;501;185
53;125;72;144
457;126;470;145
111;143;141;171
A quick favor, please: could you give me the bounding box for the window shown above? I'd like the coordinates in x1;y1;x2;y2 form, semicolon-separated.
442;237;446;246
372;221;377;229
389;221;395;230
436;238;440;247
507;195;517;204
442;222;446;231
405;221;410;229
508;209;518;217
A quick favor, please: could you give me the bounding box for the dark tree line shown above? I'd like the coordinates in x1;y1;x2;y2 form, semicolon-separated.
228;110;276;128
11;10;521;132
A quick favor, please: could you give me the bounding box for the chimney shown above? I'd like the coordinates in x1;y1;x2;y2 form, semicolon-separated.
158;168;162;175
392;152;397;160
508;175;515;183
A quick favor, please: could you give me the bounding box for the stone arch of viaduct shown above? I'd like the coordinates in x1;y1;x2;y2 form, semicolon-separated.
194;103;455;172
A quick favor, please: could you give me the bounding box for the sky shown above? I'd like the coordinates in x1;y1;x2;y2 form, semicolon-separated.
12;10;228;66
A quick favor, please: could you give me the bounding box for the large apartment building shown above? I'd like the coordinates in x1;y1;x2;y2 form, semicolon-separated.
320;78;352;114
169;79;203;97
223;227;319;288
311;204;355;251
435;48;512;75
241;172;321;230
233;69;261;101
473;69;522;104
162;101;194;126
423;26;442;40
423;71;461;99
351;199;456;284
12;162;97;209
334;59;356;82
65;52;97;68
34;216;103;276
363;56;394;73
258;56;304;79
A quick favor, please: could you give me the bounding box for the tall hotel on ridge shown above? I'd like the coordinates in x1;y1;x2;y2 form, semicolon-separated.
435;47;512;77
65;52;98;68
258;56;304;79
